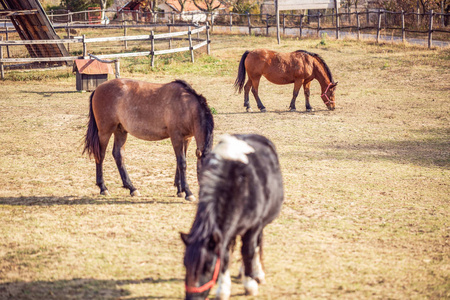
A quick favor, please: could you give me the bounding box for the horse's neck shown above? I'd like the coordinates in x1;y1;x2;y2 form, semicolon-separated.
313;62;332;92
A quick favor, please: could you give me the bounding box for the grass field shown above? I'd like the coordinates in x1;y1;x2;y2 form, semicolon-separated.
0;34;449;299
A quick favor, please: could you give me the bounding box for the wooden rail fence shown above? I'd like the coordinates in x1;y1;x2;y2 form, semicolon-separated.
0;24;210;79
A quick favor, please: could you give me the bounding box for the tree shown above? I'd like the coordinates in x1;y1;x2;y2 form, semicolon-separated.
177;0;189;13
192;0;222;14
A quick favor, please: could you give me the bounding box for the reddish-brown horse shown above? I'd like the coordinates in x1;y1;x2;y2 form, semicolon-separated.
234;49;338;112
83;79;214;201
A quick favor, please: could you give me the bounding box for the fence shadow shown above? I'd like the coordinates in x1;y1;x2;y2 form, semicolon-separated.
0;196;186;206
0;277;183;300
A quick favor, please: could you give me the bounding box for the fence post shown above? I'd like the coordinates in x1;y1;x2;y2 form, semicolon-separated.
335;5;340;39
428;10;433;48
282;13;285;35
401;10;405;43
206;22;211;55
356;11;360;40
124;20;128;50
82;34;87;58
299;14;303;38
114;60;120;78
0;37;4;80
151;31;155;67
247;12;251;35
317;12;321;37
5;22;10;57
188;26;194;63
266;14;269;36
230;13;233;32
376;9;382;43
169;25;172;49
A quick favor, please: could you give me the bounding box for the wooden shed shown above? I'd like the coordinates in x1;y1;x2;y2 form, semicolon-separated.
73;59;114;92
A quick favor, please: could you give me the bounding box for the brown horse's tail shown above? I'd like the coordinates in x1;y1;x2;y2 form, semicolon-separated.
234;50;249;94
83;91;101;163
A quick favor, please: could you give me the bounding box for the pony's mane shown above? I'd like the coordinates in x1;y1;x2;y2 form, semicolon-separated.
295;50;334;83
185;200;218;244
172;79;214;155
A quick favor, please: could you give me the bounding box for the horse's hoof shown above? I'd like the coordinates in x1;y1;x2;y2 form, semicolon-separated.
246;107;253;113
289;108;296;112
185;195;196;202
131;190;141;197
243;277;259;296
177;192;183;198
260;108;266;113
306;108;314;112
100;190;110;196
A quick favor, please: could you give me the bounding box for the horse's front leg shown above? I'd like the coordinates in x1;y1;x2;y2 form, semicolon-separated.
241;228;265;296
215;239;235;300
172;137;195;201
112;129;140;196
303;81;313;111
289;80;303;112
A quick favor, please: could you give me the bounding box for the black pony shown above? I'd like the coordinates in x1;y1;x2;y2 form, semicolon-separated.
181;134;284;300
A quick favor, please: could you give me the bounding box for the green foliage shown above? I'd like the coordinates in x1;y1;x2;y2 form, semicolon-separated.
59;0;113;11
232;0;260;14
209;106;217;114
318;32;328;46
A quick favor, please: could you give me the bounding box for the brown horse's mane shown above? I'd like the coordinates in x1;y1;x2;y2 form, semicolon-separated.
295;50;334;83
173;79;214;155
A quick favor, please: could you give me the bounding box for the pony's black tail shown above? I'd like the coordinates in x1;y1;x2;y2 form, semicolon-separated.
234;50;249;94
83;91;101;163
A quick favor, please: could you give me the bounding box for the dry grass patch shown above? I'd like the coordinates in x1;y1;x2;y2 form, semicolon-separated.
0;35;449;299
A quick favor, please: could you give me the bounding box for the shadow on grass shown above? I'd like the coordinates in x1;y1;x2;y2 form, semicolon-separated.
0;277;183;300
320;127;450;169
0;196;188;206
21;90;80;95
217;107;333;115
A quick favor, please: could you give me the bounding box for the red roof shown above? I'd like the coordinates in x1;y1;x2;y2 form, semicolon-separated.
164;0;224;12
74;59;113;75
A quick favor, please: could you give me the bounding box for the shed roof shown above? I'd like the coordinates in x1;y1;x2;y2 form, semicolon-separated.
74;59;114;75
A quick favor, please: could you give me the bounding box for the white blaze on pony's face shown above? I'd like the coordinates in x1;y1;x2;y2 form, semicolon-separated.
212;134;255;164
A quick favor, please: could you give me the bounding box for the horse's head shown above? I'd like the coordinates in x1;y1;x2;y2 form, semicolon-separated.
321;82;338;110
181;230;222;300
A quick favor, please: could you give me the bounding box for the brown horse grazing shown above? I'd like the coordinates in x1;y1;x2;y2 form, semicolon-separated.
234;49;338;112
83;78;214;201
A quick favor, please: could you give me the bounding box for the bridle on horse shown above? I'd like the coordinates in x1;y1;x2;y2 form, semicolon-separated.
185;258;221;295
321;82;335;105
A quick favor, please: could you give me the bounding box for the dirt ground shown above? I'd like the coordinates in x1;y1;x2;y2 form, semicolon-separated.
0;35;449;299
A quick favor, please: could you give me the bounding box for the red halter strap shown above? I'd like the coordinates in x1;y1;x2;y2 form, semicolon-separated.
185;258;221;295
321;82;334;105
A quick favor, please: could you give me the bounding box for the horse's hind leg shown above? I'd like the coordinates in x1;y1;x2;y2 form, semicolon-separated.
250;77;266;112
303;81;313;111
112;126;140;196
243;80;253;112
96;132;113;196
241;228;265;296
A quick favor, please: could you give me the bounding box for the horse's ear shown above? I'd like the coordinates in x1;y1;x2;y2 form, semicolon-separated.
180;232;189;246
333;81;338;86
